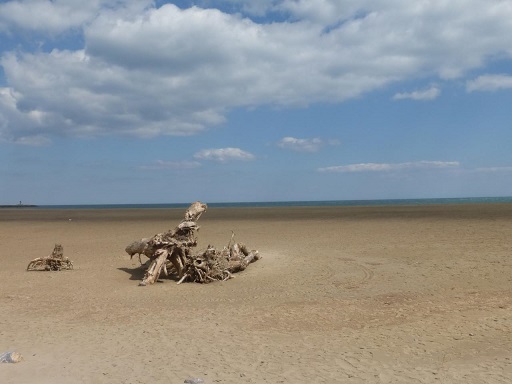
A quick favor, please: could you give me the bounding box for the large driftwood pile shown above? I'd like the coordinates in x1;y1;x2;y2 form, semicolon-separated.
27;244;73;271
133;201;261;286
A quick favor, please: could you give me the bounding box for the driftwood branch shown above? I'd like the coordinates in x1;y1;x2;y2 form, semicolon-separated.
130;201;261;286
177;243;261;284
139;202;207;285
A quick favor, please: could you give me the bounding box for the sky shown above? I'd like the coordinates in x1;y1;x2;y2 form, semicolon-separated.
1;0;512;205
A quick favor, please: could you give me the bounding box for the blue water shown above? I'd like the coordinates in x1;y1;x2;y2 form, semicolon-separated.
38;196;512;209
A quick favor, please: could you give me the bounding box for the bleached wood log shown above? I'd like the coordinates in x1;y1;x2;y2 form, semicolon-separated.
226;250;261;274
184;201;207;221
139;249;169;286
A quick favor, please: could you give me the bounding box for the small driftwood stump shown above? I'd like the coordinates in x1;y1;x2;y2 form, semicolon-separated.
138;202;261;285
27;244;73;271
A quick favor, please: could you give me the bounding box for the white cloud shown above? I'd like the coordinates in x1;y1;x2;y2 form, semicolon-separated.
2;1;512;142
0;0;151;34
393;86;440;101
194;147;255;162
277;136;323;152
139;160;201;170
318;161;460;173
0;86;54;144
1;48;224;138
466;74;512;92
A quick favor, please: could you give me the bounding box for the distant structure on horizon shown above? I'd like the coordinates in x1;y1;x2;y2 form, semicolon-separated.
0;201;38;208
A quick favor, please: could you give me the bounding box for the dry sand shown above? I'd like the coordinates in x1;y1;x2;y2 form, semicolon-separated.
1;204;512;383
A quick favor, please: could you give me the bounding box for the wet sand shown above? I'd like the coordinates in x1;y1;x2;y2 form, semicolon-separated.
1;204;512;383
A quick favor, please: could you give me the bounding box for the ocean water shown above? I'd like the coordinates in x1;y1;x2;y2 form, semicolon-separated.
37;196;512;209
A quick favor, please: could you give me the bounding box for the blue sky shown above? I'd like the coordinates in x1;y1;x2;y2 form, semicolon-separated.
1;0;512;204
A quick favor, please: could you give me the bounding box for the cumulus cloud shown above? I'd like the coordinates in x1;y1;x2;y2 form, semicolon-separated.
393;86;440;101
0;86;55;144
0;0;151;34
194;147;255;162
277;137;323;152
466;74;512;92
318;161;460;173
2;1;512;142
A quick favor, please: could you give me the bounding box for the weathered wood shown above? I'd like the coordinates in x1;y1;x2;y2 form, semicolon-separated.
184;201;207;221
176;243;261;284
135;201;261;285
139;249;170;286
125;238;151;265
27;244;73;271
226;250;261;274
139;202;206;285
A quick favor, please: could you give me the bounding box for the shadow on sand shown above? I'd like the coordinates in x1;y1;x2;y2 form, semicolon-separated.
117;267;146;281
117;266;181;282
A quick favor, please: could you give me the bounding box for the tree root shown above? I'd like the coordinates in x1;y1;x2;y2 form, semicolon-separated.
27;244;73;271
136;202;261;285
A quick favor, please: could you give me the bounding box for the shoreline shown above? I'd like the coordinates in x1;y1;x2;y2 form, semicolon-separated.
3;195;512;210
2;202;512;221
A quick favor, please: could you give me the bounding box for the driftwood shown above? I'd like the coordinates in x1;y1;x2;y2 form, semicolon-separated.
125;237;151;265
27;244;73;271
138;202;261;285
177;240;261;284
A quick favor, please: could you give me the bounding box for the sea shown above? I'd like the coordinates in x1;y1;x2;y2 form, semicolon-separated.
36;196;512;209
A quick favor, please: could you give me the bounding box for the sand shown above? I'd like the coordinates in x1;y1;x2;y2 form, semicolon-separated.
1;204;511;383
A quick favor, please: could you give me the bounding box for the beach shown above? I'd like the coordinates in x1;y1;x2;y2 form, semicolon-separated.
1;203;511;384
